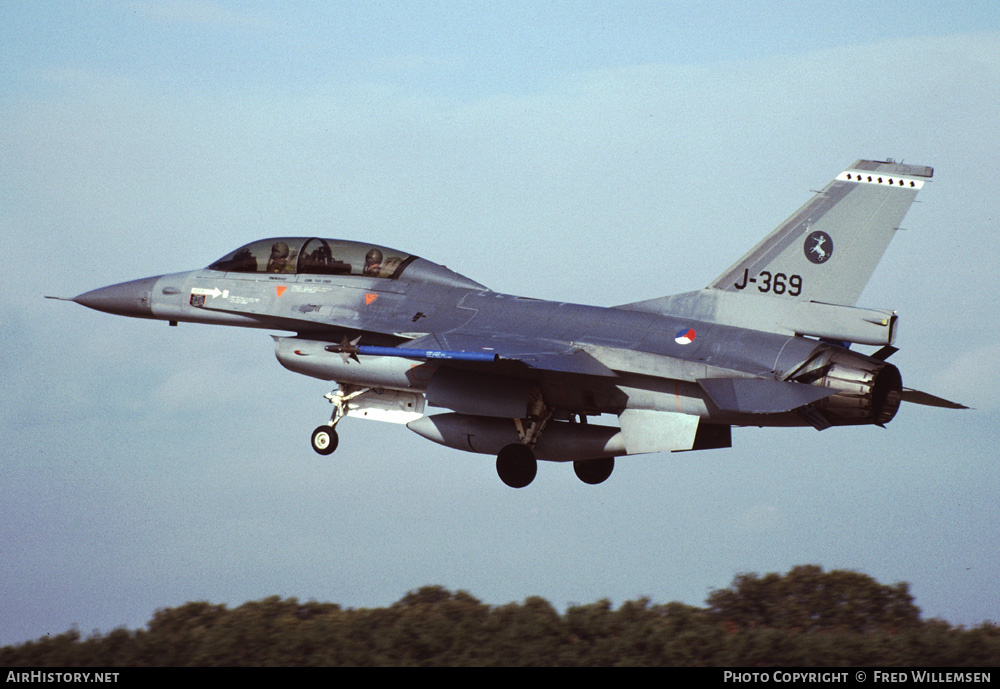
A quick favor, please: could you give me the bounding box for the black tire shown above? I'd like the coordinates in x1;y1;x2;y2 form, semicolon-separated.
496;444;537;488
574;457;614;485
311;426;339;455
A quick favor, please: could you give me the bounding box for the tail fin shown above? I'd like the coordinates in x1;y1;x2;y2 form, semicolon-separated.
708;159;932;306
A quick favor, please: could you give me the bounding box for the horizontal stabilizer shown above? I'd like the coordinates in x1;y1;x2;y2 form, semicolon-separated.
698;377;838;414
901;388;968;410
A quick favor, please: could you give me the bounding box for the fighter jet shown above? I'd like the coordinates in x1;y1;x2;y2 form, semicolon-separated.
57;159;965;487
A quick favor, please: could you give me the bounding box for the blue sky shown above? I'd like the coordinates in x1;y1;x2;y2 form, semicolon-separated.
2;2;999;647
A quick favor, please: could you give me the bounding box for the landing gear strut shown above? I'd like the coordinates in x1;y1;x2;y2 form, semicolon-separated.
310;384;370;456
495;388;550;488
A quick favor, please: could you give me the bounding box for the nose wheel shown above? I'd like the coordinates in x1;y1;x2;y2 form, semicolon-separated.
311;425;339;455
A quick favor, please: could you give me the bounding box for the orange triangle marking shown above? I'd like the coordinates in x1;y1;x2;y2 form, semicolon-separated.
275;285;287;298
365;293;378;305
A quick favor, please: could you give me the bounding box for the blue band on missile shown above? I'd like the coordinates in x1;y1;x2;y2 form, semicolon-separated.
357;345;499;362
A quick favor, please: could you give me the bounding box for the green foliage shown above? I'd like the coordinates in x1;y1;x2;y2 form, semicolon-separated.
2;568;997;667
706;564;921;633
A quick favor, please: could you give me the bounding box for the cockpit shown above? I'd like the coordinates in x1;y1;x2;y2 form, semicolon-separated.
207;237;489;291
208;238;415;279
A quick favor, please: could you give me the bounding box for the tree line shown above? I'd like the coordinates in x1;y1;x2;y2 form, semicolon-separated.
2;565;997;666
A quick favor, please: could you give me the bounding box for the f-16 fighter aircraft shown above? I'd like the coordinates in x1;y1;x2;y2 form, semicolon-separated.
59;159;965;487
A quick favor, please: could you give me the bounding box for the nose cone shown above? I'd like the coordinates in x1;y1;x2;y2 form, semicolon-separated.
73;276;159;319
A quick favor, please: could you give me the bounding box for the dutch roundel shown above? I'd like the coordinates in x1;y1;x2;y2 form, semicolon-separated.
674;328;696;345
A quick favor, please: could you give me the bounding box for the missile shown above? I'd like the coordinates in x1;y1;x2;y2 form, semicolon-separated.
325;336;499;364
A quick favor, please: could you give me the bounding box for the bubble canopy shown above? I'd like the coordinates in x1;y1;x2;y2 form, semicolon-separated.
207;237;487;289
209;237;415;278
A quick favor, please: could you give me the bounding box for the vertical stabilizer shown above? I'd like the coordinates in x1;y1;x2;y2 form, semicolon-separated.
708;160;932;306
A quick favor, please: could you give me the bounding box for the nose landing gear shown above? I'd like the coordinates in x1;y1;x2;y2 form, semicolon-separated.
310;384;371;456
